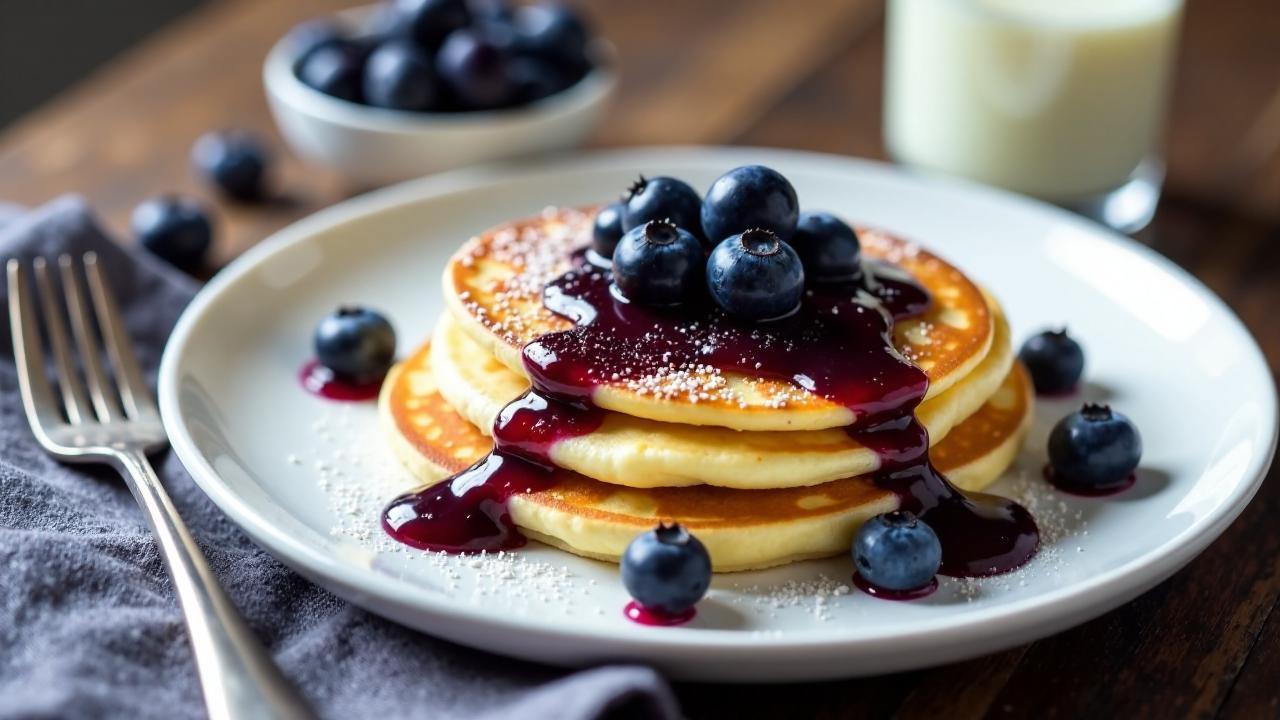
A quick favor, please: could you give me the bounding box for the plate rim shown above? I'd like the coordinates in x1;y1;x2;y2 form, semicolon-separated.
157;146;1279;660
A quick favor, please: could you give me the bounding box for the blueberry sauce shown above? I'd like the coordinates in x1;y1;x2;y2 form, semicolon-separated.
383;390;604;552
1043;465;1136;498
849;417;1039;578
383;248;1040;583
299;360;383;401
852;573;938;601
624;600;697;626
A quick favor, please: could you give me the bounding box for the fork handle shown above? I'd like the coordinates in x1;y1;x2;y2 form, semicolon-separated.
114;450;316;720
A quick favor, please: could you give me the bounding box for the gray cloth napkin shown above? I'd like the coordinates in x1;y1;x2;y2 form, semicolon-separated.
0;197;680;720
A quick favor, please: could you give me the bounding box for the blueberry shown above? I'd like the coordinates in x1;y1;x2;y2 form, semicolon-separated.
296;40;366;103
191;130;270;202
468;0;515;24
612;221;705;306
853;511;941;592
512;3;590;69
392;0;470;50
132;196;213;273
620;522;712;615
507;56;576;103
1019;329;1085;395
436;29;514;109
1048;404;1142;490
363;39;439;111
789;211;861;282
591;201;625;259
284;19;344;60
706;229;804;320
313;306;397;384
621;176;704;242
701;165;799;243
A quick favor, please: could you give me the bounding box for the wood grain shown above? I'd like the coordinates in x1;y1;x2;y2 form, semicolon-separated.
0;0;1277;717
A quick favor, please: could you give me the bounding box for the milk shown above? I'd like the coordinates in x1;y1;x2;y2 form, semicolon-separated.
884;0;1183;202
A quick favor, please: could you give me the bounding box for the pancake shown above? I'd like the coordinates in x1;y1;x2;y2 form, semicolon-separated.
428;304;1015;489
379;343;1034;571
444;207;994;432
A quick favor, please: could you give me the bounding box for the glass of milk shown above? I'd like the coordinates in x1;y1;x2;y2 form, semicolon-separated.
884;0;1184;233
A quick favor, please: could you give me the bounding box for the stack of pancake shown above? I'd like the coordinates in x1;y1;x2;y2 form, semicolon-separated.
380;207;1033;571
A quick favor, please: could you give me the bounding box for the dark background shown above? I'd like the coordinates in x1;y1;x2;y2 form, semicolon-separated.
0;0;202;127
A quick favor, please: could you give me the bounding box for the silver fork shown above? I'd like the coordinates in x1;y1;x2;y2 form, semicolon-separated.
8;254;314;720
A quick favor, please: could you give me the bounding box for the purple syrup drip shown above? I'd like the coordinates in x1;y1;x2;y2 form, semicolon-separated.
848;415;1038;577
382;391;604;552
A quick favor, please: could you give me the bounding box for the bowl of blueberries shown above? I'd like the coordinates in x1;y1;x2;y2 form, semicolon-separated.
265;0;616;187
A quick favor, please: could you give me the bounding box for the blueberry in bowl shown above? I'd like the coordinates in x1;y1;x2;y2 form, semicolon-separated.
1047;404;1142;493
435;29;515;110
391;0;471;51
314;306;398;384
621;522;712;617
265;1;617;186
612;220;705;307
363;38;440;111
706;228;805;320
295;38;369;103
701;165;800;243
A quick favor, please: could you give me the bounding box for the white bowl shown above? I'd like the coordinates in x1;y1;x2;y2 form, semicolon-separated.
263;7;618;188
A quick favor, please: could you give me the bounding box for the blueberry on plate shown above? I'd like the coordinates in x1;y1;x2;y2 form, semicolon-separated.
613;220;704;306
314;306;397;384
1048;404;1142;490
363;39;439;111
620;522;712;616
706;229;805;320
1020;328;1085;395
191;130;270;202
131;196;213;273
701;165;799;243
513;3;590;69
436;29;514;109
392;0;471;50
621;176;704;242
591;201;625;259
296;39;367;103
853;511;941;592
789;211;862;282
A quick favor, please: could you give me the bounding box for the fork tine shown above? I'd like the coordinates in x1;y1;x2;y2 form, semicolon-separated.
33;258;92;424
83;252;156;418
7;260;66;432
58;254;121;422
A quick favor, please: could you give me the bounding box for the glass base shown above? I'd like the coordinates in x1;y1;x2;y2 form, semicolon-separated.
1055;159;1164;235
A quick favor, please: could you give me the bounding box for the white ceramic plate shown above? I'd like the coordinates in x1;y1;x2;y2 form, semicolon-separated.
159;147;1277;682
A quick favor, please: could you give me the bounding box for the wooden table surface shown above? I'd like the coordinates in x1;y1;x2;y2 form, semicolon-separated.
2;0;1277;717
